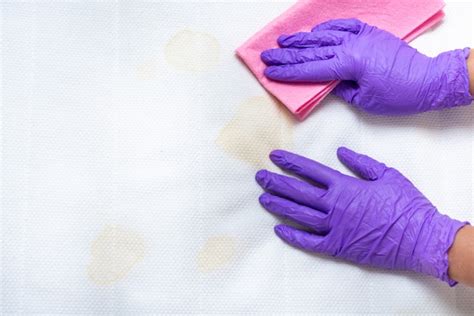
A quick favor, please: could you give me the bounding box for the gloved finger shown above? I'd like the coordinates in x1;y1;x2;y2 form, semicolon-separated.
269;149;341;186
261;46;339;66
264;58;352;82
336;147;388;180
274;224;326;253
255;170;329;211
278;30;350;48
259;193;330;233
331;81;361;105
311;18;364;34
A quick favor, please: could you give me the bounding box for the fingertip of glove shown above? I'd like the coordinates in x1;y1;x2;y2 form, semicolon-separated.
269;149;286;164
277;34;290;46
255;169;268;185
260;50;272;64
258;193;271;206
336;146;351;159
264;66;279;79
274;224;287;238
336;146;348;155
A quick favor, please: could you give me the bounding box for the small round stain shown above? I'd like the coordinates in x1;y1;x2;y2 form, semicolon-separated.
165;29;220;72
216;95;294;168
87;225;145;286
136;60;156;80
197;236;236;273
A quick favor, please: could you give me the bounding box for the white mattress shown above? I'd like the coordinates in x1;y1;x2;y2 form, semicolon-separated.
1;1;473;314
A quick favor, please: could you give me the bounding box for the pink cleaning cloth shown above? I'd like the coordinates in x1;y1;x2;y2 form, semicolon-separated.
236;0;445;120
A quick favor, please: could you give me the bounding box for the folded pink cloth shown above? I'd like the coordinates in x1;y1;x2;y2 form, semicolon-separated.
236;0;445;120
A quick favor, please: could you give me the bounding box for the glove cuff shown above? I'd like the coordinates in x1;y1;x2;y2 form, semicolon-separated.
429;48;473;110
417;213;468;286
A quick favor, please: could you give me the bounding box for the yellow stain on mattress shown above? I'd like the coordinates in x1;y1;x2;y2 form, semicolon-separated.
165;29;220;72
217;95;294;168
87;225;145;286
198;236;236;272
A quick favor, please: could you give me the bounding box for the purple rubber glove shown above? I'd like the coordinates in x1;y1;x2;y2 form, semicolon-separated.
261;18;473;115
255;147;467;286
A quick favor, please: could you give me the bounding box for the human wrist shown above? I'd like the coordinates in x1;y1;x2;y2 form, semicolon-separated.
467;48;474;96
448;225;474;286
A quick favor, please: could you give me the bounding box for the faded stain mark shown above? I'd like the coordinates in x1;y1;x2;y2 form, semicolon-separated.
87;225;145;286
198;236;236;272
165;29;220;72
216;95;294;168
136;60;156;80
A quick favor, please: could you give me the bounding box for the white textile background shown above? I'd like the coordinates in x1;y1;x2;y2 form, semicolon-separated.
1;1;473;314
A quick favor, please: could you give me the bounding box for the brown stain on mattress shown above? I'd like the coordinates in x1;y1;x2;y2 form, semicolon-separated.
197;236;236;272
217;95;294;168
87;225;145;286
165;29;220;72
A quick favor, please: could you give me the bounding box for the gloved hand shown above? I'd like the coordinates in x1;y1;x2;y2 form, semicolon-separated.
261;18;473;115
255;147;467;286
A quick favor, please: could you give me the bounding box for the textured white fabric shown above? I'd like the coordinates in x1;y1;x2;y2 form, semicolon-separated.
1;1;473;314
